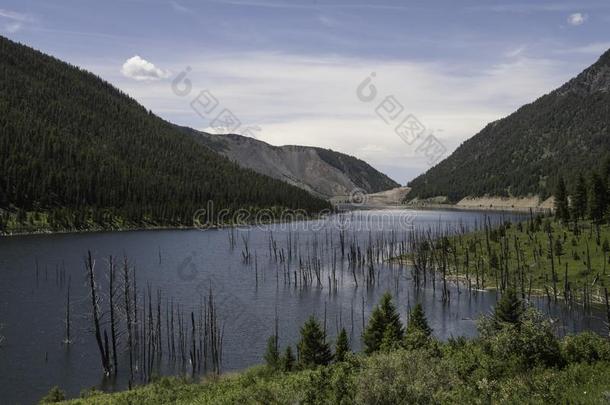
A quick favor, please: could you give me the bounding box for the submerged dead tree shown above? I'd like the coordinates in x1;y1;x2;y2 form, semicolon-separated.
64;275;71;345
123;257;134;383
109;256;119;375
86;251;110;376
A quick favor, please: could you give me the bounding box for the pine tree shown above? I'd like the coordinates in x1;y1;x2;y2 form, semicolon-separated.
572;174;588;220
334;328;350;362
588;172;606;223
380;325;402;352
362;292;404;354
298;316;332;368
602;237;610;275
554;176;570;222
494;289;524;326
280;345;295;372
602;156;610;186
406;303;432;337
264;335;279;369
554;238;564;264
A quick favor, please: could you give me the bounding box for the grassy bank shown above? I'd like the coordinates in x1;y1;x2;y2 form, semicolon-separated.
49;354;610;404
0;208;332;236
397;216;610;304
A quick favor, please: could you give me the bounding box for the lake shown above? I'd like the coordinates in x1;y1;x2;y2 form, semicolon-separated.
0;209;606;404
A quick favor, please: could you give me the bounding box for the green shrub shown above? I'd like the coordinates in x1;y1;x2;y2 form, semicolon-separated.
354;349;454;404
480;307;562;372
39;386;65;403
562;331;610;364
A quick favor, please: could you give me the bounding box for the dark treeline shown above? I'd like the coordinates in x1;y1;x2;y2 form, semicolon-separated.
0;36;330;233
554;157;610;226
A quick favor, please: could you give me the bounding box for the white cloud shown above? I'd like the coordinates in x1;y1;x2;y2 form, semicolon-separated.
121;55;169;81
567;12;586;26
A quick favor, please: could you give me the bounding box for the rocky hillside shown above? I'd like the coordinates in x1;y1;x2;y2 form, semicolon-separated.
180;129;399;198
407;48;610;202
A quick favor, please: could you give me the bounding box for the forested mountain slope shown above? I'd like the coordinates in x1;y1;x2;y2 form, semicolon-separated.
180;130;399;198
407;49;610;201
0;36;330;232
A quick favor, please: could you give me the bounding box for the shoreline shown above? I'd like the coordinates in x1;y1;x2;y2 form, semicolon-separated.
0;211;340;238
405;203;551;214
1;204;540;237
391;256;608;306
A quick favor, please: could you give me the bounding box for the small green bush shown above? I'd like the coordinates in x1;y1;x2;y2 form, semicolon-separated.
562;331;610;364
39;386;65;403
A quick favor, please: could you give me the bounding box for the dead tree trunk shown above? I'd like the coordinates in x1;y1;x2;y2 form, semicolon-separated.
123;258;134;383
86;251;110;375
109;256;119;375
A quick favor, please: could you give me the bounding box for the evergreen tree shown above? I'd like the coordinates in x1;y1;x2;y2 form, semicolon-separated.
602;156;610;186
602;237;610;275
572;174;588;220
297;316;332;368
280;346;295;372
588;172;606;223
494;289;524;326
406;303;432;337
554;176;570;222
334;328;350;362
554;238;564;264
264;335;279;370
380;325;402;352
362;292;404;354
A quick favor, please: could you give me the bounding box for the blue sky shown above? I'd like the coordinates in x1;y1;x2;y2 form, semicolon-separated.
2;0;610;183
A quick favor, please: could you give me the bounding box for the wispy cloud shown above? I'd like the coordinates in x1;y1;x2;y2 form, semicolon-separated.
170;1;191;13
472;3;601;13
203;0;421;11
317;15;337;27
0;8;34;33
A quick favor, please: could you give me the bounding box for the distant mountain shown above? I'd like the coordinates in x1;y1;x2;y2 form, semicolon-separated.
0;36;330;232
407;49;610;202
179;130;400;198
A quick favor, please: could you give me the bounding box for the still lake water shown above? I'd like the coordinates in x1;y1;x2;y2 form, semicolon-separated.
0;209;606;404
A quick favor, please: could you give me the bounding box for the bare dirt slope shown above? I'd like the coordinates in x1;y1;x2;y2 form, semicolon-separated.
186;131;399;198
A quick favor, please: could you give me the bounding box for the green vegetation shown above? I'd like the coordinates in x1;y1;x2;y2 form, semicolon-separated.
402;215;610;303
0;36;330;234
313;147;400;193
52;293;610;404
297;316;333;368
362;291;403;353
407;48;610;201
402;166;610;304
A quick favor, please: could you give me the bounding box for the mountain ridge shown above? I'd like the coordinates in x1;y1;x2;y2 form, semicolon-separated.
407;49;610;201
